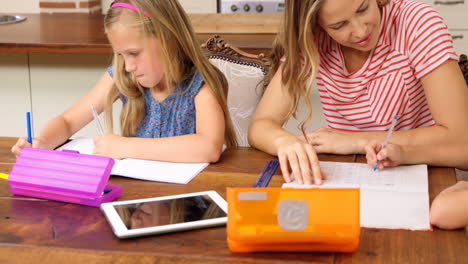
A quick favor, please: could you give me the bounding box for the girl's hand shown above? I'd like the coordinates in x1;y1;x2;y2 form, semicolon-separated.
93;133;127;159
298;127;367;154
11;137;46;157
365;141;404;170
275;136;326;185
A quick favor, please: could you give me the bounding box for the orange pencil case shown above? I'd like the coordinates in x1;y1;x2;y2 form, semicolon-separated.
227;187;360;253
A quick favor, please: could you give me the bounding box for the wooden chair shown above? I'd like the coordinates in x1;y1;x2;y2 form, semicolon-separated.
202;35;271;146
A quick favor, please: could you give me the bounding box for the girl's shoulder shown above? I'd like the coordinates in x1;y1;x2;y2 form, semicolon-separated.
178;70;205;97
107;66;114;77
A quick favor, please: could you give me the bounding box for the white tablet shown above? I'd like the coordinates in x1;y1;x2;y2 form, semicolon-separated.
100;190;228;239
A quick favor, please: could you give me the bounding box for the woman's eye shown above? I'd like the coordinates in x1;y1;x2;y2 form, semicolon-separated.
357;5;369;13
331;23;345;30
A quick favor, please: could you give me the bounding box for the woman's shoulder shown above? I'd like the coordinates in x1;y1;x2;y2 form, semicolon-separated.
390;0;434;12
383;0;450;49
388;0;441;26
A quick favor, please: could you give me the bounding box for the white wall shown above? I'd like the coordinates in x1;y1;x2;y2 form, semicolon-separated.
102;0;217;14
1;0;218;14
0;53;31;136
0;0;40;13
101;0;113;14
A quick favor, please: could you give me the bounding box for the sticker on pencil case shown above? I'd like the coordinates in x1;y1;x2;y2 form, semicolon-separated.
277;200;309;231
238;191;267;201
253;160;279;187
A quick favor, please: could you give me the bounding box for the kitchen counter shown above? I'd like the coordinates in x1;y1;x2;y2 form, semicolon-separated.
0;13;280;54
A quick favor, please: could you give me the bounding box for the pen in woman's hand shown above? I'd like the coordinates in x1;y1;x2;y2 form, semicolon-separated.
373;115;398;171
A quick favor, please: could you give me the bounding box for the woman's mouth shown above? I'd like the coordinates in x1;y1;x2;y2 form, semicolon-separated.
355;33;372;47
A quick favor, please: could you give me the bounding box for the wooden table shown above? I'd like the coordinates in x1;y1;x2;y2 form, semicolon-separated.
0;13;278;55
0;137;466;263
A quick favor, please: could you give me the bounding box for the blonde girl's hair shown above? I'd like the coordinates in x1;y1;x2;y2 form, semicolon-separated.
265;0;390;135
104;0;237;147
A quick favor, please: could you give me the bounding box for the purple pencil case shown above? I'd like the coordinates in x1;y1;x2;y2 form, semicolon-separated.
8;147;122;207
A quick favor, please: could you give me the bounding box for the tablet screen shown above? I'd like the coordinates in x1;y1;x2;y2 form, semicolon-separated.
113;194;227;230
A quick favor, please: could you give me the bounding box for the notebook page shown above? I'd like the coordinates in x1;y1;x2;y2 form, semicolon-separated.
361;189;430;230
57;137;208;184
283;161;430;230
284;162;427;192
112;159;208;184
56;137;95;155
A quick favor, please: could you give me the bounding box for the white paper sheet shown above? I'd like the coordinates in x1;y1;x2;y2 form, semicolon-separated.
282;161;430;230
57;137;208;184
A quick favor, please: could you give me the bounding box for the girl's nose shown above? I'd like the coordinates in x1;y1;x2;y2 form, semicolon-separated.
125;59;136;73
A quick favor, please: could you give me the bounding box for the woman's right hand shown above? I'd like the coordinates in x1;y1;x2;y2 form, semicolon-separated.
11;137;44;157
275;135;326;185
365;141;405;170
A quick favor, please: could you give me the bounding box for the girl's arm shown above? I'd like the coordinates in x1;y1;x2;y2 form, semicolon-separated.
248;66;324;185
11;72;114;155
308;60;468;154
93;83;225;163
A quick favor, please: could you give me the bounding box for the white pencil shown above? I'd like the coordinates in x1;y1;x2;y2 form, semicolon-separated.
90;104;104;134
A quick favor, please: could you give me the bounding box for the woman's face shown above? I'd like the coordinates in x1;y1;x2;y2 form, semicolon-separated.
107;23;165;89
317;0;382;52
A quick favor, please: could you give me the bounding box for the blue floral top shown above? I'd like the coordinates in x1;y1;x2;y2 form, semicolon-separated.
107;67;203;138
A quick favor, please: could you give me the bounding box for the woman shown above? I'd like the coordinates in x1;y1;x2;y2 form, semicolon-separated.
249;0;468;185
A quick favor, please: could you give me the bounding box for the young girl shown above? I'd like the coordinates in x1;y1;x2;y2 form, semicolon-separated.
365;141;468;229
249;0;468;185
11;0;237;162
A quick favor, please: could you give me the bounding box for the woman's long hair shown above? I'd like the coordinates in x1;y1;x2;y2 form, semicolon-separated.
104;0;237;147
264;0;324;135
265;0;390;134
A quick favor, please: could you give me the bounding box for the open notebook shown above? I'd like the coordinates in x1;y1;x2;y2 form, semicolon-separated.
283;161;430;231
56;137;209;184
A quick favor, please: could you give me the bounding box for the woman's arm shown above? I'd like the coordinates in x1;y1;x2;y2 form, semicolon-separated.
366;141;468;171
11;72;114;155
430;181;468;230
93;83;225;163
306;60;468;154
248;65;324;184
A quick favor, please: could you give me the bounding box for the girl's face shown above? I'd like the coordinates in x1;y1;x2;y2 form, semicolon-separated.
108;25;165;89
317;0;381;52
130;202;170;228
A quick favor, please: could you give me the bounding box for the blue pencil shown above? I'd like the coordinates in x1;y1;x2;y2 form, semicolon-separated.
26;112;32;144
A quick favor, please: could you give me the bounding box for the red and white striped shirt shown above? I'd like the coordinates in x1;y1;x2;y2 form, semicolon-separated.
315;0;458;131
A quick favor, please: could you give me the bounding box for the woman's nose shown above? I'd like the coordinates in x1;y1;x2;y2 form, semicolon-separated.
350;20;367;40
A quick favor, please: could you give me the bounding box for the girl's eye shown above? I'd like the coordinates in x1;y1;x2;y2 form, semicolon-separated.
130;52;139;57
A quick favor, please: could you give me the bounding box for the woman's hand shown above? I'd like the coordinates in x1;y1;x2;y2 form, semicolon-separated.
93;133;127;159
275;135;326;185
365;140;404;170
11;137;46;157
298;127;367;154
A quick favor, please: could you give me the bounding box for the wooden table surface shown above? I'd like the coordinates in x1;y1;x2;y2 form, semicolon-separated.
0;13;278;54
0;137;466;264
